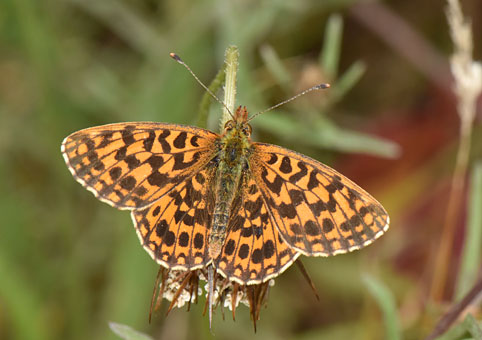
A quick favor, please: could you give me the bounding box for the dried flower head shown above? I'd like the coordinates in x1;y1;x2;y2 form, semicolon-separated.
150;266;274;331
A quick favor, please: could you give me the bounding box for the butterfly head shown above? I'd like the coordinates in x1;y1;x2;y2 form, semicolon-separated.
223;106;252;139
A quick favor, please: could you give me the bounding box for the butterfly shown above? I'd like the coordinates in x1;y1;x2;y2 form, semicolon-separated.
62;105;389;287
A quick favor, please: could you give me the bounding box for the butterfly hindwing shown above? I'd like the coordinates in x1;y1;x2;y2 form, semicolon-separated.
251;143;389;257
132;166;216;270
61;122;218;209
216;175;300;284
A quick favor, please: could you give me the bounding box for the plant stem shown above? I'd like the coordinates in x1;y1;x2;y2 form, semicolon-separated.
221;45;239;129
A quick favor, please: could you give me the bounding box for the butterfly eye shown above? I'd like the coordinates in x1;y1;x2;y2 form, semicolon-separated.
242;124;252;136
224;120;235;131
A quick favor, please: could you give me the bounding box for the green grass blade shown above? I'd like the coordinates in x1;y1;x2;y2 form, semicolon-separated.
456;161;482;300
68;0;165;59
260;44;293;90
464;314;482;340
362;274;401;340
254;112;400;158
330;60;366;105
320;14;343;80
197;66;226;129
109;322;153;340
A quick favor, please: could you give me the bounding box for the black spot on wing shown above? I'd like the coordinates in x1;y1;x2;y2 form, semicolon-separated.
260;168;283;195
115;146;127;161
288;189;303;206
279;156;292;174
195;172;205;184
97;132;113;148
93;161;105;171
143;131;156;152
190;135;200;147
156;219;169;238
172;152;200;170
307;170;319;190
120;176;136;190
322;218;334;233
164;231;175;246
109;167;122;180
289;161;307;183
125;155;140;170
267;153;278;165
224;240;236;255
304;220;320;236
263;240;275;259
178;232;189;247
157;130;171;153
194;233;204;249
134;185;147;196
146;155;164;170
252;249;262;264
147;171;169;187
238;244;249;259
278;202;297;219
121;126;136;145
173;132;187;149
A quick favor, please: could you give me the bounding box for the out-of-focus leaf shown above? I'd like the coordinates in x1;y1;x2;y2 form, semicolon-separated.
362;274;401;340
254;111;400;158
260;44;293;91
320;14;343;80
68;0;166;59
464;314;482;339
109;322;153;340
330;61;366;105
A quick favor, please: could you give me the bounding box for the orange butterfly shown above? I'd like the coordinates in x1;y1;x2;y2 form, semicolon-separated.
61;53;389;323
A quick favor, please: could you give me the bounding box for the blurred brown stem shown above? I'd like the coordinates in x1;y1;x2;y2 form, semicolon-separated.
430;118;472;302
425;272;482;340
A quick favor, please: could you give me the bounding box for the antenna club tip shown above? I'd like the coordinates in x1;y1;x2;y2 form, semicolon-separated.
317;83;330;89
169;52;182;63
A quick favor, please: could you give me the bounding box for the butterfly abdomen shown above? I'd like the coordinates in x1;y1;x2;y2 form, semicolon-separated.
208;130;251;259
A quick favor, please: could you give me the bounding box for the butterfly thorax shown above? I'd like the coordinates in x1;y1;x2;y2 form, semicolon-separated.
208;106;253;259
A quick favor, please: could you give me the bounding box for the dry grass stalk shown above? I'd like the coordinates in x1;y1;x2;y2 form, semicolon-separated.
430;0;482;302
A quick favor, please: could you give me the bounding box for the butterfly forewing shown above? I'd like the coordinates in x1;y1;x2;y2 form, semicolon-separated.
61;122;218;209
215;175;300;284
251;143;389;257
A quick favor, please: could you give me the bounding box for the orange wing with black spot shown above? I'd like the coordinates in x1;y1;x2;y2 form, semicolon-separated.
62;122;221;271
132;166;217;270
61;122;218;209
216;175;299;284
250;143;389;257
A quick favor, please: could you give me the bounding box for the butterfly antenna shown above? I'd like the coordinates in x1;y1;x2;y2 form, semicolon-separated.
170;53;234;119
247;83;330;123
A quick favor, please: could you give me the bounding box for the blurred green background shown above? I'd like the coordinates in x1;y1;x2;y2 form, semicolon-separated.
1;0;481;339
